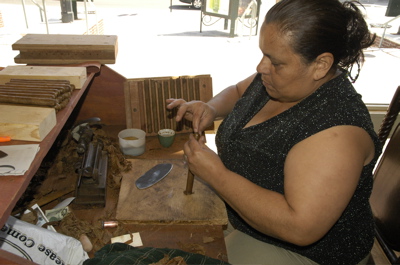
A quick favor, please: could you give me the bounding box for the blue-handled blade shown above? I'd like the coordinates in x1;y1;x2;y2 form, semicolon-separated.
135;163;173;189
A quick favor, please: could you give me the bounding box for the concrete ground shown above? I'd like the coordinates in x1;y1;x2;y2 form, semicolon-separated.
0;0;399;105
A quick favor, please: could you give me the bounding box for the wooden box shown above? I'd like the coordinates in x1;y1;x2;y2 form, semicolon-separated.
0;105;56;142
0;65;87;89
12;34;118;64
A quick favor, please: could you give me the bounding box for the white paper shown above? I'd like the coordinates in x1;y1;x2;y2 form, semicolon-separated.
0;144;40;176
22;204;56;232
111;232;143;247
0;216;89;265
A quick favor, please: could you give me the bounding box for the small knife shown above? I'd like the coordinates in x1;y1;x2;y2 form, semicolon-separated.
0;150;7;159
135;163;173;189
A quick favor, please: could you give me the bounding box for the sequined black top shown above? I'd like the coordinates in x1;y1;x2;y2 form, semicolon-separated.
216;73;382;265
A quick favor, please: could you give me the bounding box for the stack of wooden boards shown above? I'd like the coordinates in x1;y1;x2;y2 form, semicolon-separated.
12;34;118;65
0;65;87;141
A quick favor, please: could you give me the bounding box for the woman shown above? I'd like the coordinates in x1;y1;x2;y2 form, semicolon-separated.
167;0;382;264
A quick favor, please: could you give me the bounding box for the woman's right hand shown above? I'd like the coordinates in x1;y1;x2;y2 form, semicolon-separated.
166;98;217;133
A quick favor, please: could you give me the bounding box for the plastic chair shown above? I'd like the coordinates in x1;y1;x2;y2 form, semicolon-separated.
370;122;400;264
377;85;400;144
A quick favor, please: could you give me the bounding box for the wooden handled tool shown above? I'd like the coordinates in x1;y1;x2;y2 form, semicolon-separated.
184;132;200;195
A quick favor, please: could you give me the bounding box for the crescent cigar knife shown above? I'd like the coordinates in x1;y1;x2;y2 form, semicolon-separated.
0;150;7;159
135;163;173;189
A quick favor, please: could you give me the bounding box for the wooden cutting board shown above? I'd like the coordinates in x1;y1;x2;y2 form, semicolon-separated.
0;104;56;141
116;159;228;225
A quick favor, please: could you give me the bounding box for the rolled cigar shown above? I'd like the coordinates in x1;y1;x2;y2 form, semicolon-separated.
0;91;69;105
0;84;62;90
63;92;72;98
57;92;71;101
0;94;61;106
56;94;66;101
0;88;60;97
0;91;58;99
8;79;74;92
58;98;70;109
1;84;70;94
184;132;201;195
0;95;57;107
0;92;61;104
193;132;201;140
2;84;68;91
3;81;66;85
10;78;71;85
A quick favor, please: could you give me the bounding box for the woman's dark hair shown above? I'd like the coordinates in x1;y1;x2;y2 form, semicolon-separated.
264;0;375;81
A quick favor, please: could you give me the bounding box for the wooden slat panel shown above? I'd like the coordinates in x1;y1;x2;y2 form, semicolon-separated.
124;75;213;136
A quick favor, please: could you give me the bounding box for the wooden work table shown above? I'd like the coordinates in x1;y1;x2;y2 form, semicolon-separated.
70;127;228;262
0;65;228;264
0;65;98;264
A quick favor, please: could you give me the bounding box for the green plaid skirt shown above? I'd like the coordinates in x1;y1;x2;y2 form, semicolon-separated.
83;243;230;265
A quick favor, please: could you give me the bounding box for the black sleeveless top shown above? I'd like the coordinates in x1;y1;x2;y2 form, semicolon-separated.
216;73;382;265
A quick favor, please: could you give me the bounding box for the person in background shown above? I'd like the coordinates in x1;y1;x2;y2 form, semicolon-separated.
167;0;381;264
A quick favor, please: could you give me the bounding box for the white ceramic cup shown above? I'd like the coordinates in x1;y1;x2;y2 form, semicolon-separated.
118;128;146;156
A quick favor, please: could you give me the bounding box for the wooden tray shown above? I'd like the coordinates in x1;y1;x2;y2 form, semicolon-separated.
116;159;228;225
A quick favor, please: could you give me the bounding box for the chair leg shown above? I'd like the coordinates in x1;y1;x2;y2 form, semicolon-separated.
375;228;399;264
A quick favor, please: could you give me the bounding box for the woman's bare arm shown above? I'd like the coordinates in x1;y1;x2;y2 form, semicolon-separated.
166;73;256;132
185;125;375;246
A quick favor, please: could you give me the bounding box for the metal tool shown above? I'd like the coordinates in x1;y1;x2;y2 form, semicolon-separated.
71;118;108;206
71;117;102;154
74;141;108;206
184;132;201;195
135;163;173;189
